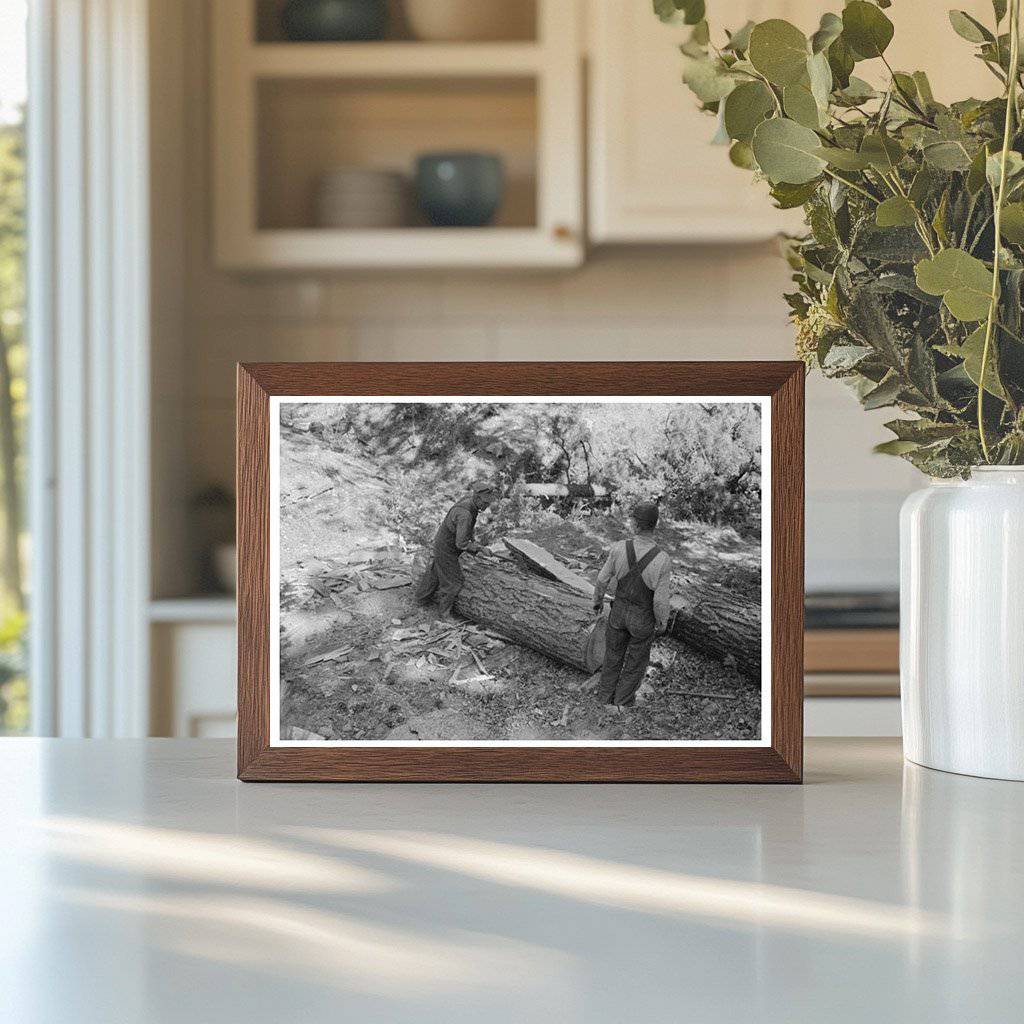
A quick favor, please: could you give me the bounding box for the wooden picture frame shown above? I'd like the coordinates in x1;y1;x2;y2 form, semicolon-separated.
237;362;804;782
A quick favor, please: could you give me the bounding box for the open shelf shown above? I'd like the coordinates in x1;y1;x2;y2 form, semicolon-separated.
249;42;544;78
257;76;537;232
254;0;538;45
213;0;581;268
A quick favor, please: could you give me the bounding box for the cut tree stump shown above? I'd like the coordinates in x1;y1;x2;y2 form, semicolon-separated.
454;556;605;673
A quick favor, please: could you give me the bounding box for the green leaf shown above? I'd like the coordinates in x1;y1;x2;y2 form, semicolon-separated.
874;439;922;456
827;35;855;89
932;190;950;247
724;20;755;53
752;117;827;184
807;51;833;110
860;133;905;172
689;20;710;46
653;0;676;23
815;146;872;170
1000;202;1024;242
994;0;1008;24
723;81;775;143
842;1;895;60
710;108;731;145
948;10;993;44
783;83;822;129
856;226;929;263
862;374;902;409
909;165;937;205
875;196;918;228
748;19;810;87
770;179;820;209
885;419;964;443
923;141;973;171
728;140;758;170
986;150;1024;190
925;142;970;172
959;324;1007;398
810;12;843;54
967;143;993;193
912;71;935;105
836;75;877;104
915;249;994;321
892;72;919;103
681;55;737;103
654;0;705;25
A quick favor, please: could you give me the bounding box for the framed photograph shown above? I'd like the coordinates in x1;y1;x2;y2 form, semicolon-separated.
237;362;803;782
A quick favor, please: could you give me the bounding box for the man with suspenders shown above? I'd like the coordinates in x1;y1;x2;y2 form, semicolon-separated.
592;501;673;708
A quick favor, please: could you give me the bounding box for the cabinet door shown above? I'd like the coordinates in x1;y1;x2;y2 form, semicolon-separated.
588;1;814;243
588;1;1000;244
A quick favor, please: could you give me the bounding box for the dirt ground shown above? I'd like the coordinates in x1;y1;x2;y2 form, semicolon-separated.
277;424;762;743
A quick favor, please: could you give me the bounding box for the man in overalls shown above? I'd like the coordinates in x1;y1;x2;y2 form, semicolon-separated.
593;501;672;707
415;480;497;618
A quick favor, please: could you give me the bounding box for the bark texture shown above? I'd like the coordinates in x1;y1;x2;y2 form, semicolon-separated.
667;570;761;679
455;556;605;673
506;536;761;680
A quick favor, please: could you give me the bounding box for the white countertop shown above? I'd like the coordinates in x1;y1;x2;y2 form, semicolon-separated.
1;738;1021;1023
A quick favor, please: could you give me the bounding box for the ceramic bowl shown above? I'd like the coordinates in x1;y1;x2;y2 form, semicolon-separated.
281;0;388;42
315;167;409;228
415;152;505;228
403;0;534;42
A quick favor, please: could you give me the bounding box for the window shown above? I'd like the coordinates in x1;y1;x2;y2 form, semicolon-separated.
0;0;28;734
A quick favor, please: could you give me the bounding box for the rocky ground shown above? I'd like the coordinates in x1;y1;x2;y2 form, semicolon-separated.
278;424;763;743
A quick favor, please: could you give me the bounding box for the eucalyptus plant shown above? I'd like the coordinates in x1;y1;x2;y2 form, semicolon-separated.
659;0;1024;474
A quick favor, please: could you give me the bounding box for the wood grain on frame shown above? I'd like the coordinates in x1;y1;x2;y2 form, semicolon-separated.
237;362;805;783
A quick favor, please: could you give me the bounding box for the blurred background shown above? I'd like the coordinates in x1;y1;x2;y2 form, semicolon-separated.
0;0;998;740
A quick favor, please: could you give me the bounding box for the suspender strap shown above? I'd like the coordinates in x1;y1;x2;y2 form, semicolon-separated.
620;542;660;583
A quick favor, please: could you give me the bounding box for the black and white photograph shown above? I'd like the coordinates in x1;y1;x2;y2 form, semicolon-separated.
270;396;770;746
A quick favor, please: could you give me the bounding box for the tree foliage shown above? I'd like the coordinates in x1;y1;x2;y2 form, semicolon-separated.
283;401;763;535
663;0;1024;475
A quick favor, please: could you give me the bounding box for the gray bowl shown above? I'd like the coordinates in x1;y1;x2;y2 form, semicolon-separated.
280;0;388;42
415;152;505;228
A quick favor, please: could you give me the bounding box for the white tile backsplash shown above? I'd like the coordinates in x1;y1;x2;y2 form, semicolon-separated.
159;0;917;595
179;249;917;592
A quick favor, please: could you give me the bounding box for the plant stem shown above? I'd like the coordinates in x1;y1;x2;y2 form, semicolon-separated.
821;167;879;203
979;0;1021;463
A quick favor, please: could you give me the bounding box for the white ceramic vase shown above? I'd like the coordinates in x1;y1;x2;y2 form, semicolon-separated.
900;467;1024;780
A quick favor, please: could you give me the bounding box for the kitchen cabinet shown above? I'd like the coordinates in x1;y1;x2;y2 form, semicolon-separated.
212;0;584;269
587;1;812;243
587;0;999;244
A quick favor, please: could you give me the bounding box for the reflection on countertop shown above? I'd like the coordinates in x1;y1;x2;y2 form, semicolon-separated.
1;738;1022;1022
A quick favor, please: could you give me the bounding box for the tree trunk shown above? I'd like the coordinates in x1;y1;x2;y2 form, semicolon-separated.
502;536;762;680
455;556;605;673
668;574;761;679
520;482;608;499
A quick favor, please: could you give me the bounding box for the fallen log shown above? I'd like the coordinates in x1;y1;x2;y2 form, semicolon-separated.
668;567;761;680
507;536;761;680
454;556;605;673
520;483;609;498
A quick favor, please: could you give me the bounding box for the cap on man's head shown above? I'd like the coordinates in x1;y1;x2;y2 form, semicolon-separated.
472;479;497;495
632;501;659;530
